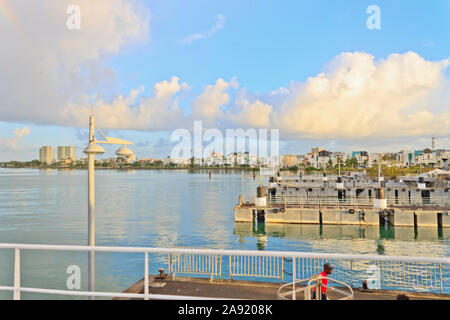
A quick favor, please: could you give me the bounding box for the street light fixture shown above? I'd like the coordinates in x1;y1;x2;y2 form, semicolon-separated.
83;109;134;299
116;144;134;157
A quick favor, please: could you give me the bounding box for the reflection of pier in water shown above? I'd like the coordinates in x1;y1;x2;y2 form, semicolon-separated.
234;222;450;251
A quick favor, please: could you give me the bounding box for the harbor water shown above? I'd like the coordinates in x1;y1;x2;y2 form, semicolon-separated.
0;168;449;299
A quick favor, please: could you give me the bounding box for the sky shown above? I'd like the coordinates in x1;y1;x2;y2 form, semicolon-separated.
0;0;449;161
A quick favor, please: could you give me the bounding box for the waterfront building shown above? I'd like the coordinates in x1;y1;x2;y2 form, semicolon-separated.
137;158;157;165
417;149;437;166
369;153;380;165
333;152;348;164
437;151;450;169
397;150;415;166
39;146;54;165
281;155;298;168
305;153;318;168
57;146;76;163
352;151;370;166
317;150;333;168
165;158;187;166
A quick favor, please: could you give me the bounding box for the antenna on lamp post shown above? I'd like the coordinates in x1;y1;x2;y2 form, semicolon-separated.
83;107;134;299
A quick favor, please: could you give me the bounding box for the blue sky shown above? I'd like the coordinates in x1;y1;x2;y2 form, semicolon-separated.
0;0;449;161
110;0;449;93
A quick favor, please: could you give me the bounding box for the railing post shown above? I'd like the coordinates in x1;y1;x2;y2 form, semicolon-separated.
144;252;149;301
350;260;354;288
219;256;222;280
376;261;380;292
439;264;443;296
229;256;232;280
292;256;296;300
13;248;20;300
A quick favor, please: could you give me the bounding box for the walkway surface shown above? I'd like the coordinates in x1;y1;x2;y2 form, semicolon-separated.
117;275;450;300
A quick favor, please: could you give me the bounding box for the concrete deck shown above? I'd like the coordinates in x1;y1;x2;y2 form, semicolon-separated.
117;275;450;300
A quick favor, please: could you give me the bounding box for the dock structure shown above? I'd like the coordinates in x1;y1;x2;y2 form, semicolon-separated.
1;243;448;300
234;174;450;228
120;275;450;300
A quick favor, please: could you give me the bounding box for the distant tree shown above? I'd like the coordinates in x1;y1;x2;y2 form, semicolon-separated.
327;159;333;169
132;161;141;168
154;160;164;167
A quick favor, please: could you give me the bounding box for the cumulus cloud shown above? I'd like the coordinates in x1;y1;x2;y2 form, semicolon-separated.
0;0;448;149
0;0;149;125
190;78;237;126
271;52;450;140
226;97;273;128
63;77;189;130
179;14;225;45
0;127;30;152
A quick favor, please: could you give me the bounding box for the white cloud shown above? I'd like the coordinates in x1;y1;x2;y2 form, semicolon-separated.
179;14;225;45
271;52;450;140
63;77;189;130
0;0;149;125
0;0;448;151
226;98;273;128
0;127;30;152
190;78;237;125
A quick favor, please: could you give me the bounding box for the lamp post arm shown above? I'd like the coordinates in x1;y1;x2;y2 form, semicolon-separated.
96;137;134;146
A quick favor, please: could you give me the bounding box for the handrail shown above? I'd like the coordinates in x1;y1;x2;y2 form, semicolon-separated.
0;286;236;300
0;243;448;300
262;194;450;208
277;276;354;300
0;243;449;264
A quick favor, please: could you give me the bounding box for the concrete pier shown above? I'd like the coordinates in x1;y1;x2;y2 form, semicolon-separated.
234;204;448;228
119;275;450;300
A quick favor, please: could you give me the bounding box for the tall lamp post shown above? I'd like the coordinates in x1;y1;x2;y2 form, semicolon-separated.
83;110;133;299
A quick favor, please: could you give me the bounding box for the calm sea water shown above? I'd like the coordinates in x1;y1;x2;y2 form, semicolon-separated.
0;168;449;299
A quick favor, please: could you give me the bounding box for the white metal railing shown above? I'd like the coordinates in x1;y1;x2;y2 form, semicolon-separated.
290;257;445;293
268;195;372;207
265;195;450;208
228;255;284;281
0;243;449;300
168;252;222;280
277;275;354;300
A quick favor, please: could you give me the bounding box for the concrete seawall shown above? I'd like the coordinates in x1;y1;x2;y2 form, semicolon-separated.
234;206;450;228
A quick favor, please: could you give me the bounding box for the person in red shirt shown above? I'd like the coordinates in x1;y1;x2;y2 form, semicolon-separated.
312;263;333;300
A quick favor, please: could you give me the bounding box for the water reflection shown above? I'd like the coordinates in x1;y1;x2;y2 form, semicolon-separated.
0;168;448;299
234;222;450;256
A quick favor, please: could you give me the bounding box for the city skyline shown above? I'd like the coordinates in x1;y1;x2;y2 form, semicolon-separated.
2;132;449;163
0;1;449;161
10;139;448;171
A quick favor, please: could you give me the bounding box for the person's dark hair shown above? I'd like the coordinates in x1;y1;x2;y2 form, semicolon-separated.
362;280;368;290
396;294;410;300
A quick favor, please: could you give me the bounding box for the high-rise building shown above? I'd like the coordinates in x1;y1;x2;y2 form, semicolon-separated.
311;147;324;155
39;146;54;165
57;146;76;162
